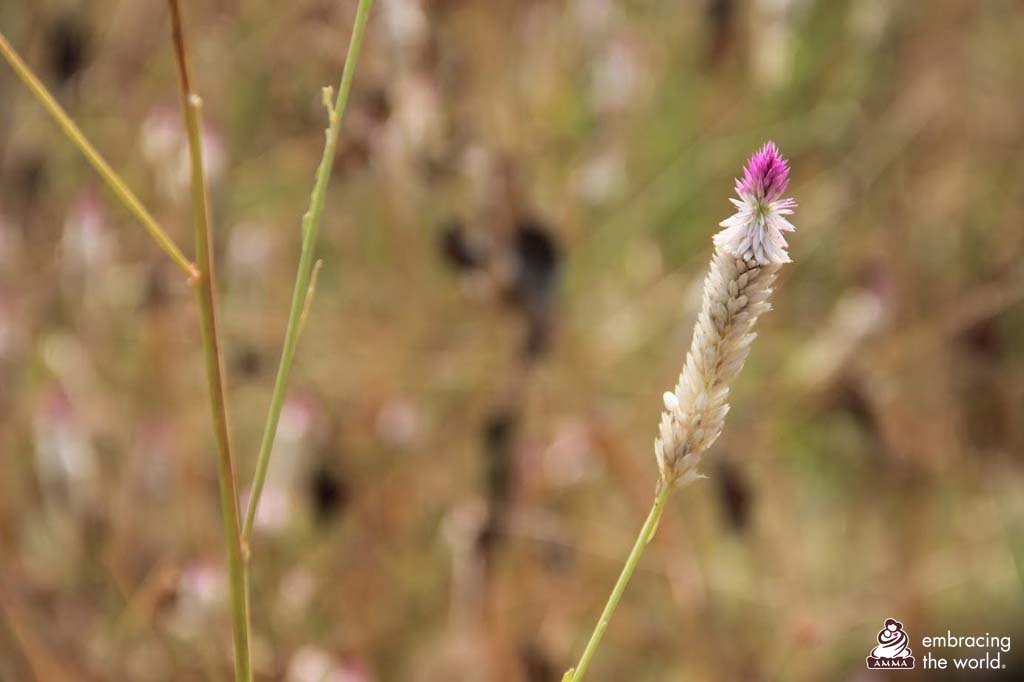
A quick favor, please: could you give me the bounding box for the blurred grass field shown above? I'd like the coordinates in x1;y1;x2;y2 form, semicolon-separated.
2;0;1024;680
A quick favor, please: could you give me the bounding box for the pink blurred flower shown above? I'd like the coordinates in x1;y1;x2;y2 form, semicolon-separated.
62;189;114;276
287;647;374;682
139;106;226;200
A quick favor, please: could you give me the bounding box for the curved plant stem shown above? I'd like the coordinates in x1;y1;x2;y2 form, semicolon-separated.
0;32;197;279
564;483;673;682
166;2;252;680
241;0;375;545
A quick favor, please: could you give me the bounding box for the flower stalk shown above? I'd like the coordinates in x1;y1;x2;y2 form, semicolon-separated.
166;1;252;679
242;0;376;545
0;33;197;279
565;142;797;681
563;482;672;682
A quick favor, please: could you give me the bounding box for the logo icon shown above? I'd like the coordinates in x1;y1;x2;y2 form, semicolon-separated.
866;618;915;669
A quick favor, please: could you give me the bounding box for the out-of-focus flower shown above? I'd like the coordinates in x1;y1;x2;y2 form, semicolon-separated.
750;0;811;89
390;72;443;159
375;398;421;449
32;386;97;511
275;567;317;624
61;189;114;279
251;392;322;533
287;646;374;682
591;39;640;114
226;222;274;285
574;148;626;206
178;561;224;610
381;0;428;52
139;105;226;200
542;419;594;487
168;560;225;639
789;285;891;390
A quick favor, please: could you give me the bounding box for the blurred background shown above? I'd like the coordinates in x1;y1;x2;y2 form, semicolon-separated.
2;0;1024;680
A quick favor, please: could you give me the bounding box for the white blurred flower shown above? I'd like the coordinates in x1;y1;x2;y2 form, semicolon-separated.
375;398;420;448
168;561;226;639
542;419;593;487
227;222;274;283
32;387;97;510
575;149;625;206
592;40;639;114
288;647;373;682
62;189;114;277
252;393;321;533
381;0;427;51
140;106;226;200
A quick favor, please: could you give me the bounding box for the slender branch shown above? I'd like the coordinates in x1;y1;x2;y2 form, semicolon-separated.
241;0;375;544
166;3;251;680
564;483;673;682
0;32;198;279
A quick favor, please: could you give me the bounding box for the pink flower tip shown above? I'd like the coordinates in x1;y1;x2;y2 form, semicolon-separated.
736;141;790;204
713;141;797;265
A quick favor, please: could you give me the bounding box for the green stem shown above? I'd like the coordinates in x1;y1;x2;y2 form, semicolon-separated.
166;3;251;680
565;483;673;682
241;0;375;544
0;32;198;280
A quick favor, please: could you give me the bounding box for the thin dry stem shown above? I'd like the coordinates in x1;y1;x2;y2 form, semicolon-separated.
166;2;252;679
0;32;197;279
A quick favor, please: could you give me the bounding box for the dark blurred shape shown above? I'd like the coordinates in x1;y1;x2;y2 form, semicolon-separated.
522;307;553;360
477;407;518;566
511;216;561;304
511;216;562;359
715;458;754;532
957;316;1003;359
482;408;517;511
538;538;574;574
308;462;349;525
142;266;172;311
955;316;1009;453
829;376;877;437
704;0;737;67
361;86;392;125
233;345;264;379
520;642;557;682
439;220;486;272
47;16;90;84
